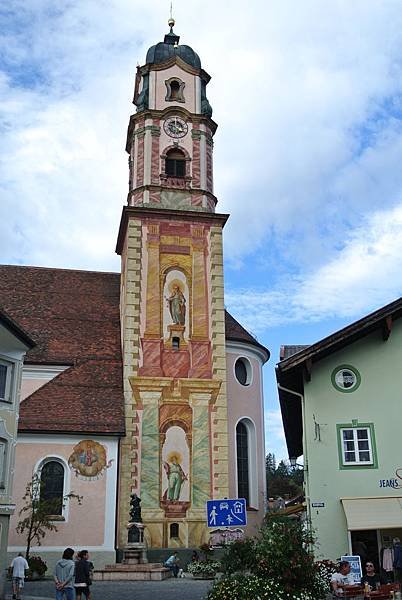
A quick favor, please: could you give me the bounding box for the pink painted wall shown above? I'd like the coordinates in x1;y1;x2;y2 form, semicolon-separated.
154;65;197;113
9;442;108;547
226;348;266;535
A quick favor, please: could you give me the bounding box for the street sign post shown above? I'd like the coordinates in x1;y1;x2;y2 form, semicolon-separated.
206;498;247;528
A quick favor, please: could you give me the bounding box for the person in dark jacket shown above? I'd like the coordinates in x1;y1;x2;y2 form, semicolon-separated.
54;548;75;600
393;538;402;583
74;550;92;600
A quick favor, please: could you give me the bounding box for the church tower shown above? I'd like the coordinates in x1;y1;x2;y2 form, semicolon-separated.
116;20;230;549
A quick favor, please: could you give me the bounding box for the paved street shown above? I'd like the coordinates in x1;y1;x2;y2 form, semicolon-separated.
6;578;213;600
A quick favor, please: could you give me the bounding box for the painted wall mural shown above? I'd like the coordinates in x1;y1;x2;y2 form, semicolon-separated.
68;440;113;480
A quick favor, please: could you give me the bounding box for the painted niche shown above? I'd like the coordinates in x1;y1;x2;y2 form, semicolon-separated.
161;426;190;503
163;269;189;344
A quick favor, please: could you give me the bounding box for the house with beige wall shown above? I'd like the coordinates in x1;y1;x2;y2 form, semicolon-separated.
277;298;402;572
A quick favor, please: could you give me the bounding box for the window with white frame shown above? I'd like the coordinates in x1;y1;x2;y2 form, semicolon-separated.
341;427;373;465
0;358;13;403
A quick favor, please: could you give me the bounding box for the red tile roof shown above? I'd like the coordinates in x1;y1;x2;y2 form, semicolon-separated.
0;264;268;434
0;265;124;435
224;311;270;360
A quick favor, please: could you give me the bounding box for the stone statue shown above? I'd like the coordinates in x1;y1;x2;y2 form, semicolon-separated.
167;285;186;325
129;493;142;523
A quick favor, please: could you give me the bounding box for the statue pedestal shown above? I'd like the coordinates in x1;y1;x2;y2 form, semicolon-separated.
166;324;186;348
123;522;148;564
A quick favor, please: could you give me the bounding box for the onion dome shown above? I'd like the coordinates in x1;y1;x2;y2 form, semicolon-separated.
145;19;201;70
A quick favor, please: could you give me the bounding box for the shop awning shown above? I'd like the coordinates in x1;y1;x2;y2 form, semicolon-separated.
341;497;402;530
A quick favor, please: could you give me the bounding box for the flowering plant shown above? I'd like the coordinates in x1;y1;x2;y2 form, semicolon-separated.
207;575;320;599
187;560;221;577
27;555;47;578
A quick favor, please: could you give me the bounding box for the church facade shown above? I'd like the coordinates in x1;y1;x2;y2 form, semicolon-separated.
2;23;269;567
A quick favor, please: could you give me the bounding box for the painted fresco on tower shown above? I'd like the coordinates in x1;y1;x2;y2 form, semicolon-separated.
161;425;190;503
163;269;189;342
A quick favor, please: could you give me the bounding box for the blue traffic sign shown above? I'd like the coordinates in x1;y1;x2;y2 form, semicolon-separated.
206;498;247;528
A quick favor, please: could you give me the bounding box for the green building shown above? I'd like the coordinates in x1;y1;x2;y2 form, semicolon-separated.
277;298;402;569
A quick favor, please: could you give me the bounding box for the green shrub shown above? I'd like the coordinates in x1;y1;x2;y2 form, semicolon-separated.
27;555;47;578
220;538;256;575
210;516;327;599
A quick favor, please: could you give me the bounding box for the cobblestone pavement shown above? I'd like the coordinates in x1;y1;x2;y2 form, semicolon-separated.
6;578;213;600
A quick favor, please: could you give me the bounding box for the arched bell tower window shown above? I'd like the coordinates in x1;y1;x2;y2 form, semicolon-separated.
40;460;65;516
165;149;186;178
165;78;185;103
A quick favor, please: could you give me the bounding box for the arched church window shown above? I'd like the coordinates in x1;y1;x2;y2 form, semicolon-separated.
236;421;250;505
165;149;186;178
40;460;65;515
170;522;179;538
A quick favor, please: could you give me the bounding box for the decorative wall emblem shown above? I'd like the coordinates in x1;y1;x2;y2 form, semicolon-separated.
68;440;113;480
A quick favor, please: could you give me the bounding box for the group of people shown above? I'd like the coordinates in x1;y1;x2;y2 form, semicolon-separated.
331;559;387;596
9;548;93;600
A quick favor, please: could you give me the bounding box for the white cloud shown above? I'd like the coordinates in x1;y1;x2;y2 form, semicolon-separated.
226;203;402;331
1;0;402;276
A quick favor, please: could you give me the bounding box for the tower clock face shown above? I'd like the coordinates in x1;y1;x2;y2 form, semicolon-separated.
164;116;188;138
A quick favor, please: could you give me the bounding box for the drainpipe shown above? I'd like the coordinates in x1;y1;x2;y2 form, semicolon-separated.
277;384;311;528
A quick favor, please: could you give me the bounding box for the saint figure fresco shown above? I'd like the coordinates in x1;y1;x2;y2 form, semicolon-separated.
163;452;187;502
166;284;186;325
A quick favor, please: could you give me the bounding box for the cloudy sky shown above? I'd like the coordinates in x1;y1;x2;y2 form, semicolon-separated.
1;0;402;461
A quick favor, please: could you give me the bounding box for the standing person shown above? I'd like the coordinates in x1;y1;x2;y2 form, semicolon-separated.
53;548;75;600
74;550;92;600
9;553;28;600
164;551;180;577
394;537;402;583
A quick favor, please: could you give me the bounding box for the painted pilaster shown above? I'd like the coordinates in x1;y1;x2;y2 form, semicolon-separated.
210;225;229;499
189;393;211;508
118;218;143;547
139;391;161;508
191;226;208;339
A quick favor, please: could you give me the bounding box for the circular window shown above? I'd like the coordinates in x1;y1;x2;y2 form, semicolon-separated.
235;357;252;386
331;365;361;393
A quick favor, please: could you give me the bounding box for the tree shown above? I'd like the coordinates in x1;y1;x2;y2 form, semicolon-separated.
265;453;276;476
16;473;82;559
266;455;303;499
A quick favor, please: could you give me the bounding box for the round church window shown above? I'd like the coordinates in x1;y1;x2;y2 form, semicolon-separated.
331;365;361;393
235;357;252;386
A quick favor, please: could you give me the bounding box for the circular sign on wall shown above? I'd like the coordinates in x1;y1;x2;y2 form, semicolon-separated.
331;364;361;393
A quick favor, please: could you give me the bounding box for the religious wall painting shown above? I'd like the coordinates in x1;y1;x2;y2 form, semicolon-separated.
163;269;190;345
68;439;113;480
161;425;190;516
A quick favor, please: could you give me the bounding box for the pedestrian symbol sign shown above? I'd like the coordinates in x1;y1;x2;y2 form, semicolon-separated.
206;498;247;528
